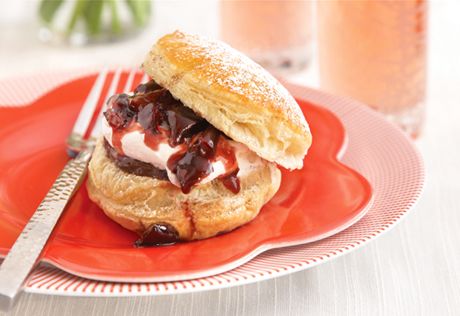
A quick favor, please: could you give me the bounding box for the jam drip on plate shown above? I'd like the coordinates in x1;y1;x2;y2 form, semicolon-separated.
134;223;180;247
104;79;240;194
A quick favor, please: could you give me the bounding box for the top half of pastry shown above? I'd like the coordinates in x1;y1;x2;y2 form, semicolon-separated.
143;31;312;170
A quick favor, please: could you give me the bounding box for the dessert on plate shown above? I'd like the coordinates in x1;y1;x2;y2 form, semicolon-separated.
87;31;312;245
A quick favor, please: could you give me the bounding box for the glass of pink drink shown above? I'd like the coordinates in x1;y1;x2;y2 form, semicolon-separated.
317;0;427;137
220;0;313;74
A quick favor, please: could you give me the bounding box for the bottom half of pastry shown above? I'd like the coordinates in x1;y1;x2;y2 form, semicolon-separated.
87;139;282;243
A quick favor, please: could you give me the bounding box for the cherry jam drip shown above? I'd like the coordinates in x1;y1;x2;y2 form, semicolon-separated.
220;170;240;194
134;223;179;247
104;79;241;194
167;128;220;194
215;138;240;194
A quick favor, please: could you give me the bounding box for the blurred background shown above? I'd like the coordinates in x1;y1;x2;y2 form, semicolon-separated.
1;1;219;73
0;0;459;137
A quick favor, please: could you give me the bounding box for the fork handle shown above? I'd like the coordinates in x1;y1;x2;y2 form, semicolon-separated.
0;147;93;311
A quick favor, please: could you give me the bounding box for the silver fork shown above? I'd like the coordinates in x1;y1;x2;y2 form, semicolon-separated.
0;67;139;311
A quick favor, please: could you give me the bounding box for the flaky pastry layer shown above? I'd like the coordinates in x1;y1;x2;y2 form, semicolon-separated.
87;139;281;240
143;31;312;170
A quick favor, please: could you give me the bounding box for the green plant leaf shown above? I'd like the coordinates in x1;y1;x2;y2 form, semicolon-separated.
126;0;151;27
107;0;122;35
67;0;88;34
39;0;64;24
84;0;104;35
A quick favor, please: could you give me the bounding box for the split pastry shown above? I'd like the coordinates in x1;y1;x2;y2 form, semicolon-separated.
87;31;312;245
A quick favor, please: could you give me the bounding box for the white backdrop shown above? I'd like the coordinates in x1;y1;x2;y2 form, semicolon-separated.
1;1;460;315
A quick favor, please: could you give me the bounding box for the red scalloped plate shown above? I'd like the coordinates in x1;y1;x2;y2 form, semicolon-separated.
0;72;373;282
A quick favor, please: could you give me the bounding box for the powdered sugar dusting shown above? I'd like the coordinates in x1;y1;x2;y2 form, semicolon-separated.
158;31;309;134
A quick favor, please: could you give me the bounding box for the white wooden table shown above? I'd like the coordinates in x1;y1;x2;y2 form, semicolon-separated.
1;1;459;315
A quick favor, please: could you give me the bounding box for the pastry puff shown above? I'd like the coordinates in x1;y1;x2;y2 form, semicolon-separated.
87;31;311;242
143;31;312;170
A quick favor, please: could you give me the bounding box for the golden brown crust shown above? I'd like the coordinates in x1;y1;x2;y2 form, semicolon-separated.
87;139;281;241
143;30;312;170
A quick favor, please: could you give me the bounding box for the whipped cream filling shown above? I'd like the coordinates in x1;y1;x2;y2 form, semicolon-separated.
102;117;264;188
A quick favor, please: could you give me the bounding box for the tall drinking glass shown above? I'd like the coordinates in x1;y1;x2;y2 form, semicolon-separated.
220;0;313;74
317;0;427;137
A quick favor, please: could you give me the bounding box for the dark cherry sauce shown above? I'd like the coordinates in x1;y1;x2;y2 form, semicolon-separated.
134;223;180;247
215;135;240;193
104;94;136;155
220;169;241;194
104;79;241;195
167;127;220;194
